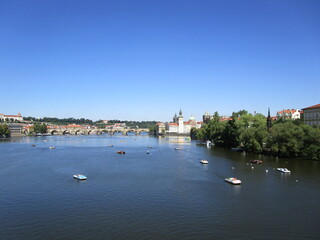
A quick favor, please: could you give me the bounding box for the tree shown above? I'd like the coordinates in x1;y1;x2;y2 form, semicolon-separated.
237;113;268;153
33;123;47;134
267;122;305;157
0;124;10;137
301;125;320;160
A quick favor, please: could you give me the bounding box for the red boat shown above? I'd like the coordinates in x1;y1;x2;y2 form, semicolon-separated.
117;151;126;154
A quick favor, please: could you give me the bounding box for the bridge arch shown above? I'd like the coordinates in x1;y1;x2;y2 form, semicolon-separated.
50;130;59;135
75;130;85;135
125;130;136;135
63;130;70;135
138;130;149;135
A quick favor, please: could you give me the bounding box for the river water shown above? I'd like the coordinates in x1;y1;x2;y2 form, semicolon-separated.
0;135;319;240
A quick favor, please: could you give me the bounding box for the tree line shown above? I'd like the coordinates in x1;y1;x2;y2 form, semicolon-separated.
23;117;157;129
23;117;94;125
191;110;320;161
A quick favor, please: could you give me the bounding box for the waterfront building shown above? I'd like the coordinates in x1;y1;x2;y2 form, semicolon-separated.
302;104;320;126
156;122;166;135
276;109;302;120
156;109;202;135
0;113;23;122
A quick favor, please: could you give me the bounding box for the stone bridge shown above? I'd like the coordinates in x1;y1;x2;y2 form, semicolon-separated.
44;127;150;136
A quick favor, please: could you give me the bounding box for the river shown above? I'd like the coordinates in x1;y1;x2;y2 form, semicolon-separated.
0;134;319;240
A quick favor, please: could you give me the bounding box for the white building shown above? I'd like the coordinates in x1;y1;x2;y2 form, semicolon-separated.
276;109;302;120
0;113;23;122
162;109;203;135
302;104;320;126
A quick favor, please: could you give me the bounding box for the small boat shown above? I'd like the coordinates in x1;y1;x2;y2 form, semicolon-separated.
32;144;36;147
225;177;241;185
73;174;87;180
231;147;244;152
250;160;263;164
117;151;126;154
109;144;114;147
277;168;291;173
146;150;150;154
175;147;182;150
49;146;55;149
200;160;208;164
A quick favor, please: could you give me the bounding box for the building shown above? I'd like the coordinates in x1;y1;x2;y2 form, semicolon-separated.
0;113;23;122
302;104;320;126
155;122;165;135
276;109;302;120
156;109;203;135
203;112;211;124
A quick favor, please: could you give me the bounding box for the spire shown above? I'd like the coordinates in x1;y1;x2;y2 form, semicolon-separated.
267;107;271;131
179;109;182;117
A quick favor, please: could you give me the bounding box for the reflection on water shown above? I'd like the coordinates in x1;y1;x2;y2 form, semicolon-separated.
0;135;319;240
158;135;191;143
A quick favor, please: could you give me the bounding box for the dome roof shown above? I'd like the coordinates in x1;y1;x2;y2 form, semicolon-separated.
189;115;195;121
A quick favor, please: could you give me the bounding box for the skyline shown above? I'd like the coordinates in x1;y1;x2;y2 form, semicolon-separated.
1;0;319;121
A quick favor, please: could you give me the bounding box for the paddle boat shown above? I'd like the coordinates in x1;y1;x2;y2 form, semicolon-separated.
73;174;87;180
277;168;291;173
117;151;126;154
49;146;55;149
225;177;241;185
250;160;263;164
200;160;208;164
175;147;182;150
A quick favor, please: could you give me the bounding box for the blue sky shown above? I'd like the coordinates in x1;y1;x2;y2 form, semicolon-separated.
1;0;319;121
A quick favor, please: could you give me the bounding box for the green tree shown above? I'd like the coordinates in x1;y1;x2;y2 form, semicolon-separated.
33;123;47;134
301;125;320;160
267;122;305;157
237;114;268;153
0;124;10;137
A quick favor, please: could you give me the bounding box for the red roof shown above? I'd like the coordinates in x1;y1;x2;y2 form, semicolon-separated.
184;120;196;125
220;117;232;122
4;115;22;117
302;104;320;110
66;124;81;128
169;123;178;126
277;109;297;115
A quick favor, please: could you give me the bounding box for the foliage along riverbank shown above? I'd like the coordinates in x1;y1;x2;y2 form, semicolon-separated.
191;111;320;161
0;124;10;138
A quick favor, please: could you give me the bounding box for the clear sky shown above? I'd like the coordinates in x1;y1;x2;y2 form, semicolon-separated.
1;0;319;121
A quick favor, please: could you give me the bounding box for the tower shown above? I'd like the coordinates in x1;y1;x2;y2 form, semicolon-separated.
173;113;177;123
178;109;184;134
267;108;271;131
203;112;211;124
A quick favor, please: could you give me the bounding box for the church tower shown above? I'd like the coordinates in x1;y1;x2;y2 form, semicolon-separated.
178;109;184;134
267;107;271;131
173;113;177;123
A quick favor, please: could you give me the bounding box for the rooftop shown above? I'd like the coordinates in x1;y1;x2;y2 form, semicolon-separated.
302;104;320;110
